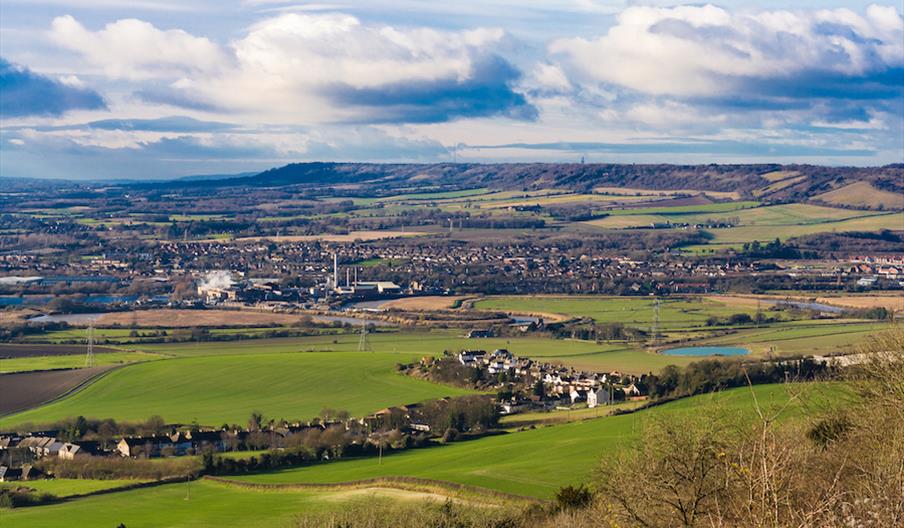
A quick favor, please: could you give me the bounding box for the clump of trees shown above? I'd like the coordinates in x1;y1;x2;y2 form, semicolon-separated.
642;357;832;400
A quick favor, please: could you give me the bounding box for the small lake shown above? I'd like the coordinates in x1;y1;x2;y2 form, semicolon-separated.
662;346;749;357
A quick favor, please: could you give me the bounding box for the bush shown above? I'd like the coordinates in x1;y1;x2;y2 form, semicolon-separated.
554;484;593;510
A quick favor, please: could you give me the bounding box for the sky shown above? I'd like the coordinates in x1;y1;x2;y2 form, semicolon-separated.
0;1;902;180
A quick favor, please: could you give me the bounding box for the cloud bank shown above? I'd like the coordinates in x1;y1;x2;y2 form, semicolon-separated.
0;57;106;117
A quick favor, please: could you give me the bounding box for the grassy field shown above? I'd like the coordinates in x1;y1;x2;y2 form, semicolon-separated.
0;478;437;528
696;320;890;356
583;202;903;249
816;181;904;209
228;383;831;498
2;383;837;527
0;351;163;373
474;295;762;330
1;478;148;498
0;349;478;429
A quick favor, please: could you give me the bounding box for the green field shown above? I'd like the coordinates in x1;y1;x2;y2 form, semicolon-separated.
2;383;837;527
0;351;163;373
228;383;828;498
583;202;904;248
474;295;761;330
0;479;383;528
0;348;478;428
1;478;147;498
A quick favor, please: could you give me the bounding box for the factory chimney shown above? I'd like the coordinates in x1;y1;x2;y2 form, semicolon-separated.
333;253;338;289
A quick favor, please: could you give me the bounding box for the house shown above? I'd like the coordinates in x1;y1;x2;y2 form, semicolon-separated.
116;434;191;458
17;436;58;458
458;350;487;365
58;443;85;460
0;464;39;482
623;383;642;398
569;388;584;404
588;387;612;408
466;329;493;339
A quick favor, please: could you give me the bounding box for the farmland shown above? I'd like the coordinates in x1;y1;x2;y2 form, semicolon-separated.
0;350;162;374
1;478;430;528
0;349;478;428
0;366;117;415
223;383;829;497
474;295;763;330
1;383;836;527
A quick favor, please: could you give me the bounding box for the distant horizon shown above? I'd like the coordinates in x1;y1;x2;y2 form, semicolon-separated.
3;159;903;185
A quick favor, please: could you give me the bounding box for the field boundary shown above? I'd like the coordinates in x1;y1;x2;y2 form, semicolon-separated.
204;475;549;506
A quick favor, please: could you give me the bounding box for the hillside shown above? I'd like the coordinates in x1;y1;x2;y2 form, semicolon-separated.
136;162;904;209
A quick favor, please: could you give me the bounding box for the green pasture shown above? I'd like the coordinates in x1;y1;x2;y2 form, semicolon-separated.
0;479;370;528
1;478;147;498
0;348;478;428
607;200;760;216
3;383;838;527
230;383;834;498
0;351;163;373
697;320;889;356
474;295;763;330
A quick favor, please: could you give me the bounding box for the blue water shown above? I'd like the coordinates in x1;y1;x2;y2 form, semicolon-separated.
662;346;749;357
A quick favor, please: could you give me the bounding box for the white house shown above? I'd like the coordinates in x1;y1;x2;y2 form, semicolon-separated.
588;388;612;408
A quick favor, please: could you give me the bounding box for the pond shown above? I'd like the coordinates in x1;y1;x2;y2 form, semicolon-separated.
661;346;749;357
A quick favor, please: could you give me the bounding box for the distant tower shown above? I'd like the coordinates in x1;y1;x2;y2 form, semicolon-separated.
332;252;339;289
85;323;95;367
357;320;372;352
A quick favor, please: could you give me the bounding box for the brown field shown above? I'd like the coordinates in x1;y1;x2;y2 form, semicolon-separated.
754;175;806;197
592;186;741;200
816;181;904;210
0;309;41;325
381;296;470;311
0;366;114;416
710;293;904;313
815;295;904;312
95;309;305;327
0;343;119;358
760;170;801;182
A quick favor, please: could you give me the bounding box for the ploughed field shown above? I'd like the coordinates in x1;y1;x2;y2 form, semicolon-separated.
2;383;839;528
0;366;116;415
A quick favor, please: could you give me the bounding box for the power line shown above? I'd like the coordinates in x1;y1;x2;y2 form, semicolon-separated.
85;323;95;367
357;320;372;352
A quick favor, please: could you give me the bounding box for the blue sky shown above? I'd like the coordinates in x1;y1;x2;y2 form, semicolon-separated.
0;1;902;180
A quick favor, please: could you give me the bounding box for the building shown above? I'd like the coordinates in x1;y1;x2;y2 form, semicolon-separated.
588;388;612;408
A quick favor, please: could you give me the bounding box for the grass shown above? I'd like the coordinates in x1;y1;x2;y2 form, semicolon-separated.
0;383;843;527
474;295;763;330
0;349;478;429
607;201;760;216
1;478;148;498
228;383;832;498
0;479;395;528
582;202;903;247
0;351;164;373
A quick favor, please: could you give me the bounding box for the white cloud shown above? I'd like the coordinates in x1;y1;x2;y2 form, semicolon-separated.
49;15;229;80
548;4;904;97
47;13;517;123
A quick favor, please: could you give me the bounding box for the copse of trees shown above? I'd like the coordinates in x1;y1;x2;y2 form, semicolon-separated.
643;357;832;400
